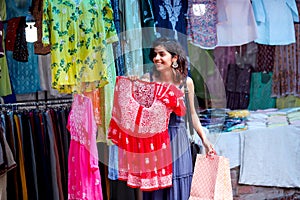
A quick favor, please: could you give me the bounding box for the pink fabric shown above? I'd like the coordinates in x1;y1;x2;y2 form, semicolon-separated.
190;154;233;200
67;94;102;200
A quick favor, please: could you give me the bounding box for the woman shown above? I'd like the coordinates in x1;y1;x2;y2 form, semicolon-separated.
139;37;214;200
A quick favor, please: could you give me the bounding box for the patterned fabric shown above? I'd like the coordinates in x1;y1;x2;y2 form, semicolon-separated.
83;89;101;126
5;17;21;52
67;94;103;200
6;43;41;94
152;0;188;51
187;0;218;49
42;0;118;93
252;0;299;45
32;0;51;55
37;54;70;97
272;7;300;97
108;76;186;191
226;64;252;110
189;154;233;200
255;44;275;72
12;16;28;62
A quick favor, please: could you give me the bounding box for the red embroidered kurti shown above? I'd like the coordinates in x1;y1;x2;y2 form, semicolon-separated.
108;76;186;191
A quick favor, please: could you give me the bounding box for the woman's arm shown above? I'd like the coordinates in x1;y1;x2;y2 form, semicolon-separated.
186;77;214;153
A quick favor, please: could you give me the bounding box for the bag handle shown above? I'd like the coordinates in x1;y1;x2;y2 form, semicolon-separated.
206;149;217;158
183;79;195;138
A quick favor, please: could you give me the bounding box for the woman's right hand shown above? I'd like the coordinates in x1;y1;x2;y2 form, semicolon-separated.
127;75;140;81
127;73;151;82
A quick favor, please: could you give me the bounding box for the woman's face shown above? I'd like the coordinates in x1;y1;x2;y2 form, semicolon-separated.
152;45;177;72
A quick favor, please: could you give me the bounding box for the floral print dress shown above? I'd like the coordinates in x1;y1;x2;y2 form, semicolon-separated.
42;0;118;93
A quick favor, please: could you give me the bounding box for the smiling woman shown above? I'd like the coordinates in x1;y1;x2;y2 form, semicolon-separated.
149;37;188;86
133;37;214;200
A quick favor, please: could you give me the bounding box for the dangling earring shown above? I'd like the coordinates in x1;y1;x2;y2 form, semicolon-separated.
172;61;178;69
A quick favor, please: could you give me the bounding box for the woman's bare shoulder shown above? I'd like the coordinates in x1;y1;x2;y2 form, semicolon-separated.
186;76;194;86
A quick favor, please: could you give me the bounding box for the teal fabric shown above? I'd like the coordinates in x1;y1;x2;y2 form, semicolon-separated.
6;43;40;94
248;72;276;110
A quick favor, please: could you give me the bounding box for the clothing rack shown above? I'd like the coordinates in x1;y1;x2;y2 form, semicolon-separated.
0;90;73;109
0;98;73;110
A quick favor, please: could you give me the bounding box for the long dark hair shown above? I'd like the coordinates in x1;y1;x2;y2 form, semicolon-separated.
149;37;188;84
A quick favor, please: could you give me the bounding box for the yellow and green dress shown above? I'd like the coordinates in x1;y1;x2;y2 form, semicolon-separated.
42;0;118;93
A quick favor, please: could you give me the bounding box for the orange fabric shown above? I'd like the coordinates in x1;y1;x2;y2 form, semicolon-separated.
84;89;102;126
14;114;28;200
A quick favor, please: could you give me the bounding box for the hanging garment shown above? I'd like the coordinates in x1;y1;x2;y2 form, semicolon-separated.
252;0;299;45
6;42;40;94
187;0;218;49
30;110;54;200
0;0;13;97
110;0;125;76
32;0;51;55
108;76;186;191
18;112;39;200
152;0;188;51
226;63;252;110
216;0;258;47
0;22;4;57
13;113;28;200
4;112;20;200
37;54;70;97
0;117;17;176
97;45;117;144
119;0;144;77
12;16;28;62
44;111;64;200
272;21;300;97
0;120;17;200
67;94;103;200
5;17;21;52
213;46;236;87
42;0;118;93
139;0;157;72
255;44;275;72
248;72;276;110
5;0;31;20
